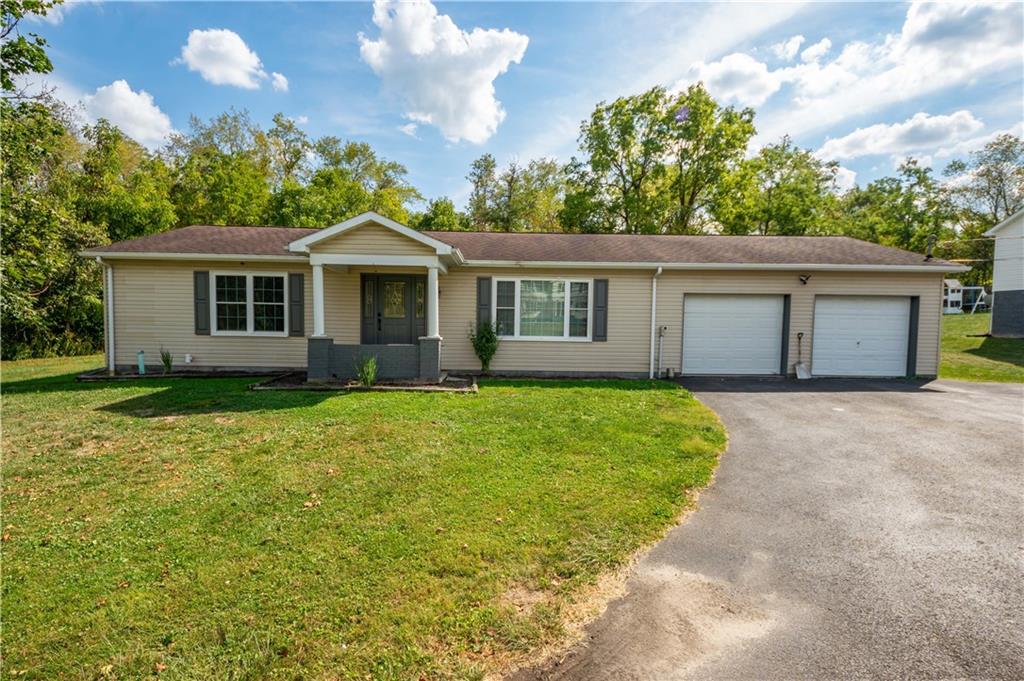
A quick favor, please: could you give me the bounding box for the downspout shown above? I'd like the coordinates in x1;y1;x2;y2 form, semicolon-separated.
96;257;115;375
649;267;663;379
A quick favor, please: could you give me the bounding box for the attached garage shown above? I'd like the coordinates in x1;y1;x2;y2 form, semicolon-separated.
682;294;786;375
812;296;914;377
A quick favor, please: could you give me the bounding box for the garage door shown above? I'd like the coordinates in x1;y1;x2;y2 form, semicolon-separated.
812;296;910;377
682;294;784;375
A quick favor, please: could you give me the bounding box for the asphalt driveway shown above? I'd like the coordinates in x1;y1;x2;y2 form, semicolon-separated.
512;378;1024;680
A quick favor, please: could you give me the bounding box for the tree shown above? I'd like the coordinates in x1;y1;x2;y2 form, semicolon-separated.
664;84;755;233
1;0;61;95
714;136;838;236
411;197;466;231
944;134;1024;225
467;153;497;228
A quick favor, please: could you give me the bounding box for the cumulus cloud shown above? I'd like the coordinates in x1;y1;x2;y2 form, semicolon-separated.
800;37;831;63
687;52;781;107
80;80;175;148
816;111;985;161
833;166;857;192
358;0;528;144
270;72;289;92
770;35;804;61
175;29;287;92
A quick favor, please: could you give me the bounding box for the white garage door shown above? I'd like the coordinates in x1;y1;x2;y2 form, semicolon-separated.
682;294;784;375
812;296;910;377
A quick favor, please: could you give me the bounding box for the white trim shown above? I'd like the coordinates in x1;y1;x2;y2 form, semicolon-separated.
462;260;967;273
308;253;446;273
287;211;455;255
492;276;593;342
649;267;662;379
426;266;440;338
984;208;1024;236
312;264;325;337
210;271;289;337
79;251;306;263
96;257;115;374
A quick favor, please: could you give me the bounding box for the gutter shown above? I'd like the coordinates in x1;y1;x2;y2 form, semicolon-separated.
460;260;970;273
95;257;115;375
649;266;663;379
79;251;308;263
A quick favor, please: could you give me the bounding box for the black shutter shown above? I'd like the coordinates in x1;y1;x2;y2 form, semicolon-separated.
288;273;305;337
194;271;210;335
476;277;492;328
593;279;609;342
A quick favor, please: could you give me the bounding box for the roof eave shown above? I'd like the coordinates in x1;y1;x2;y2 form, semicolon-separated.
79;250;309;262
460;259;968;273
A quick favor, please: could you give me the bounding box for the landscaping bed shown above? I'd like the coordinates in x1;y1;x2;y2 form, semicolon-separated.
1;355;725;679
251;371;478;393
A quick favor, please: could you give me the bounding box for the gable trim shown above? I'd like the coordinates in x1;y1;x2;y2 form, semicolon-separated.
984;208;1024;236
287;211;455;255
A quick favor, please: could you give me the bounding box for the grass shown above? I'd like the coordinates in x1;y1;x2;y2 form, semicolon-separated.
940;313;1024;383
0;356;725;680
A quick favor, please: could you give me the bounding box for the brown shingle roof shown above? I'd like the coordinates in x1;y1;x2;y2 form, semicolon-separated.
85;224;957;268
87;225;316;256
425;231;953;268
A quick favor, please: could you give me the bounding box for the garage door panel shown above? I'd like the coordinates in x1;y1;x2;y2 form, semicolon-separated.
813;296;910;377
683;295;783;375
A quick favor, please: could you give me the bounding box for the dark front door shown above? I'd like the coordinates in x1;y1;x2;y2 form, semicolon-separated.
361;274;426;344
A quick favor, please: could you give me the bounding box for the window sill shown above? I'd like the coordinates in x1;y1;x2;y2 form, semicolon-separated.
210;331;290;338
498;336;592;342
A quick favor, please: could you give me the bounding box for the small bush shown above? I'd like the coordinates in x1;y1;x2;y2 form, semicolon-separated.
469;322;501;374
159;347;173;374
354;355;378;387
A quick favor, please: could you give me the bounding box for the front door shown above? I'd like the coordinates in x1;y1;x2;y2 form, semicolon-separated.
361;274;426;344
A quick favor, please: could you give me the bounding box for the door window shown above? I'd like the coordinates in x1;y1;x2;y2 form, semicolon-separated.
383;281;406;318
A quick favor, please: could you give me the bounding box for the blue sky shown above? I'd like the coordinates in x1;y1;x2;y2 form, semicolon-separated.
30;1;1024;207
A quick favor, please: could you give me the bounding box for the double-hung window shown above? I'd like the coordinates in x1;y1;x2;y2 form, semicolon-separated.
492;278;592;340
212;272;287;336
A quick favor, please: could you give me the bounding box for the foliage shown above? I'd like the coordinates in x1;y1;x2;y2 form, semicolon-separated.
354;354;378;387
159;347;173;374
0;0;59;94
469;322;500;373
940;313;1024;383
714;135;839;236
410;196;467;231
2;357;725;678
466;155;565;231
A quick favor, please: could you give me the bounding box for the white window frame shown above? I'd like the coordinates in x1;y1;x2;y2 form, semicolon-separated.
492;277;593;342
211;271;289;337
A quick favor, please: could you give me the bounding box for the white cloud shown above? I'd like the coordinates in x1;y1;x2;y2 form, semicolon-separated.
80;80;175;148
358;0;529;144
398;122;419;138
771;35;805;61
27;0;95;25
687;53;782;107
270;72;288;92
934;121;1024;159
800;37;831;63
175;29;287;91
816;111;985;161
291;115;309;125
834;166;857;192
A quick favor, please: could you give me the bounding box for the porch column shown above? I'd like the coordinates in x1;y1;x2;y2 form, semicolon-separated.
312;263;325;337
426;265;440;338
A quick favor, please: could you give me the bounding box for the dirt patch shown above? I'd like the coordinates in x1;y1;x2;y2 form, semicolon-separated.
500;585;552;617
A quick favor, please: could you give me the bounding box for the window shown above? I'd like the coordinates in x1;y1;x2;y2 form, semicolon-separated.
415;280;425;319
492;278;591;341
212;273;288;336
383;281;406;318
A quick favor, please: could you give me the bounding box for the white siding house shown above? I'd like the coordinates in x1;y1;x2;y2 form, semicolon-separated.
985;209;1024;338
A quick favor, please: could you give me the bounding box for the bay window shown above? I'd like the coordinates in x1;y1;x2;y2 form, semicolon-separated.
213;272;288;336
492;278;592;340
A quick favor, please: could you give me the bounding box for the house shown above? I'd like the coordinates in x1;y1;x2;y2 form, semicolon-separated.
943;279;963;314
984;208;1024;338
80;211;968;381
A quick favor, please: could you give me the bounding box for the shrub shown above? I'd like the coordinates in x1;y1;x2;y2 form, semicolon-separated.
469;322;500;374
354;355;378;387
159;347;173;374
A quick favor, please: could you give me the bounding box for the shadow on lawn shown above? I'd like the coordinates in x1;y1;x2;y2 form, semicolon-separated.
965;336;1024;368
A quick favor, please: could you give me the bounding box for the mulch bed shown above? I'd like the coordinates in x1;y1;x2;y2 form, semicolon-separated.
250;372;478;393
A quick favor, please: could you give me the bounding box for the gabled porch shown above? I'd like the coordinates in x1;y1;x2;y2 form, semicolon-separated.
286;212;461;383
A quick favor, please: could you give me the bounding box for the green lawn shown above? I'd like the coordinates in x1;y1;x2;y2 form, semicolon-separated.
1;356;725;679
940;313;1024;383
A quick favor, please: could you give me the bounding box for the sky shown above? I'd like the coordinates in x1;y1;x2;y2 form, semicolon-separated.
28;0;1024;208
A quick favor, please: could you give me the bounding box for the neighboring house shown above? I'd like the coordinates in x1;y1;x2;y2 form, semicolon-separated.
984;208;1024;338
80;211;968;381
943;279;963;314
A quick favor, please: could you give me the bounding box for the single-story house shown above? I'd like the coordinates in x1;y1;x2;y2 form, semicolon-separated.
984;208;1023;338
80;211;968;381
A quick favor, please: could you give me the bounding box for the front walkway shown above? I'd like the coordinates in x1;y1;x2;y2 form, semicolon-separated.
512;378;1024;680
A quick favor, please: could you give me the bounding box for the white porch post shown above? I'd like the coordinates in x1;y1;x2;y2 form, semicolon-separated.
312;263;325;337
426;265;440;338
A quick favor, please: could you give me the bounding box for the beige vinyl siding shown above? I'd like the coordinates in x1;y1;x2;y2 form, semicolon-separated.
655;270;944;377
111;260;313;369
310;223;435;256
439;267;653;375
